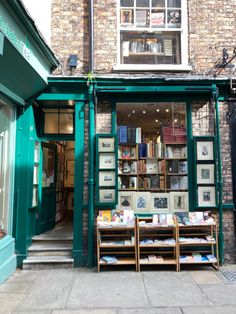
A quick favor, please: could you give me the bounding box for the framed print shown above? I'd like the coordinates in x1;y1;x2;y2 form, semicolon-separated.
120;9;133;25
170;192;189;212
99;153;115;169
98;137;115;152
133;192;150;213
99;189;115;203
150;193;169;212
197;164;215;184
118;191;133;209
99;171;115;187
197;141;214;161
198;186;216;207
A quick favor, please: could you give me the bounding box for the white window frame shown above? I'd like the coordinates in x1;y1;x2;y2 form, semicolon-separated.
114;0;190;71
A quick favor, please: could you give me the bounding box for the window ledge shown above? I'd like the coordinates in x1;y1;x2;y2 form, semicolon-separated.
113;64;192;72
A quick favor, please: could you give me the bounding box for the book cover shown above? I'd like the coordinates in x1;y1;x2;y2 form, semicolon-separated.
179;176;188;189
178;161;187;174
136;127;142;144
150;175;160;189
118;125;128;144
171;176;180;189
98;210;112;222
151;11;165;26
122;146;131;159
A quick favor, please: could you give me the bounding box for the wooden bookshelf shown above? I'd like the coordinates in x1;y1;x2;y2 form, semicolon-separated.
97;223;137;272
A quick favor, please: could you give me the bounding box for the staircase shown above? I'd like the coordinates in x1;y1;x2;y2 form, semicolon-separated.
23;220;74;269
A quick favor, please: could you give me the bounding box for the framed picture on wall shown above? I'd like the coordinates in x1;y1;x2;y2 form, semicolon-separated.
99;189;116;203
99;171;115;187
98;137;115;152
198;186;216;207
133;192;150;213
197;141;214;161
150;193;169;212
197;164;215;184
118;191;133;209
99;153;116;169
170;191;189;212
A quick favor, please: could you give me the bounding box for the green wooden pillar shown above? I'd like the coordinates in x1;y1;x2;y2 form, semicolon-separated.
213;86;224;264
186;101;194;211
13;106;33;267
111;100;117;134
73;101;85;267
88;84;95;268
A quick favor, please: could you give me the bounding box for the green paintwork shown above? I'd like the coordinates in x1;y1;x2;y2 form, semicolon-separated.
214;92;224;265
0;236;16;284
73;101;85;267
37;94;87;101
88;84;95;268
186;101;194;211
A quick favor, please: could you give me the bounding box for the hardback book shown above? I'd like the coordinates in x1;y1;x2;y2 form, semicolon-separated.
150;175;160;189
136;127;142;143
146;160;158;174
129;176;137;189
122;146;131;159
98;210;112;222
118;125;128;144
179;176;188;189
170;176;180;189
178;161;187;174
151;11;164;26
138;143;147;158
130;161;137;173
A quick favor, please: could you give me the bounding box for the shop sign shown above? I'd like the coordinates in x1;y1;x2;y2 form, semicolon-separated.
0;15;32;62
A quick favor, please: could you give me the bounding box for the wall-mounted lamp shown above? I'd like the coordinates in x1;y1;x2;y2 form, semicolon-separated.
67;54;78;72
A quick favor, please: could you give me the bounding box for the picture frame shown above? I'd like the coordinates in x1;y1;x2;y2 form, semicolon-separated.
120;9;133;25
118;191;133;209
150;193;169;213
198;186;216;207
197;141;214;161
197;164;215;184
98;137;115;152
133;192;150;213
99;153;116;169
99;189;116;203
170;192;189;212
99;171;115;187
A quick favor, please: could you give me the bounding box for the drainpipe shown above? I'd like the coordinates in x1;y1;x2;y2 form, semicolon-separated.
87;83;95;268
213;85;224;264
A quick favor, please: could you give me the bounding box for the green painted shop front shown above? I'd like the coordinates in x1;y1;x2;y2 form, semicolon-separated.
16;76;231;269
0;0;58;283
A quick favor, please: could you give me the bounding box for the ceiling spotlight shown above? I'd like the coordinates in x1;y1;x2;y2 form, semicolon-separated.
166;109;169;112
142;110;146;114
174;118;178;123
156;109;160;112
128;113;131;118
132;109;135;114
155;119;159;123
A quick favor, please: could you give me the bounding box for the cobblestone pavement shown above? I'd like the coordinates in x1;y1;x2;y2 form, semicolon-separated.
1;266;236;314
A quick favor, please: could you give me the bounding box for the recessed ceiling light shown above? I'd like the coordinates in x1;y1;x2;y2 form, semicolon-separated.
155;119;159;122
166;109;169;112
132;109;135;114
156;109;160;112
142;110;146;114
174;118;178;122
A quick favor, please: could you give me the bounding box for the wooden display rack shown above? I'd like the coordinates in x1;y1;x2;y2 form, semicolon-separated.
136;216;179;271
97;223;137;272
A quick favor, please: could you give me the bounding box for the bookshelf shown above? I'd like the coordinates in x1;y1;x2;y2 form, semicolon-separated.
178;217;219;270
136;216;178;271
97;222;137;272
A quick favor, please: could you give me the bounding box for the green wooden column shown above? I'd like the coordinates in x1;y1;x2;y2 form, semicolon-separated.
13;106;33;267
88;83;95;268
73;101;85;267
186;101;194;211
213;86;224;264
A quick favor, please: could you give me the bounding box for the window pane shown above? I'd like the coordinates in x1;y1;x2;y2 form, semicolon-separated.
152;0;165;7
44;114;58;133
59;113;74;134
167;9;181;28
120;31;181;64
136;9;150;27
167;0;181;8
120;9;134;26
151;10;165;27
120;0;134;7
136;0;150;7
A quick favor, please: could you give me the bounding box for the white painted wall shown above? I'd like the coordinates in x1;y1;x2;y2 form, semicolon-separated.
21;0;52;45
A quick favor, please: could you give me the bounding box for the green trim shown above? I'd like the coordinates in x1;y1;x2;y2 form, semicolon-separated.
73;102;85;267
214;90;224;265
37;93;86;101
88;84;95;268
0;84;24;105
186;101;194;211
222;204;235;210
111;100;117;134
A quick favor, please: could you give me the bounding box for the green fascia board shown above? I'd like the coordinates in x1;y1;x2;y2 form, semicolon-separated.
0;83;25;105
37;93;87;101
0;1;58;82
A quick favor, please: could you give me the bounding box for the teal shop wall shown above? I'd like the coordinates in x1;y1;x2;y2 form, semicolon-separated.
0;236;16;284
13;105;38;267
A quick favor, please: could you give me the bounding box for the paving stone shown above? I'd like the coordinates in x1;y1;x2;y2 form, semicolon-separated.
13;311;51;314
17;270;75;310
52;310;117;314
182;305;236;314
190;271;222;285
0;293;27;313
67;272;149;309
201;284;236;305
118;309;182;314
6;270;38;283
142;272;210;307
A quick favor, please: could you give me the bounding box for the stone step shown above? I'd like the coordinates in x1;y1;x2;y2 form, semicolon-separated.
22;256;74;270
28;243;72;257
32;237;73;246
